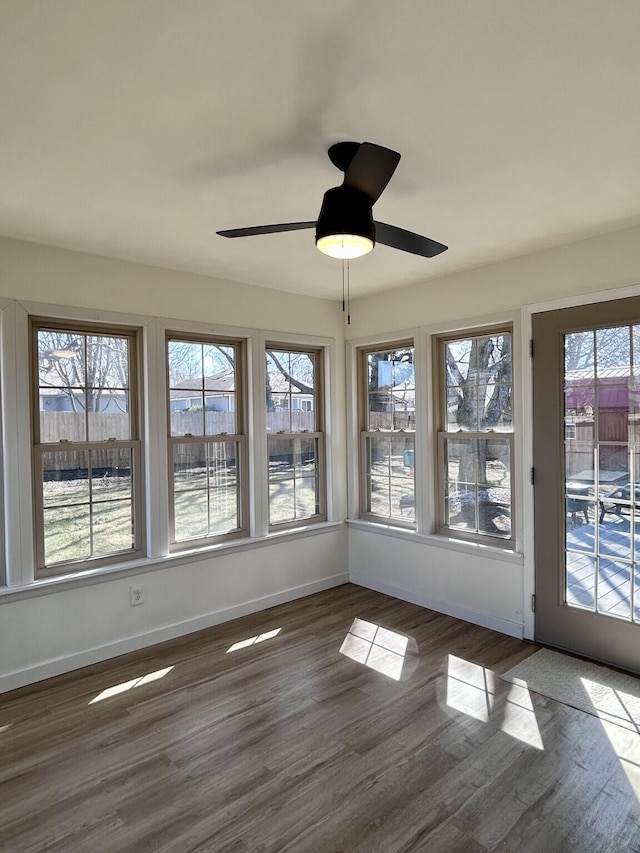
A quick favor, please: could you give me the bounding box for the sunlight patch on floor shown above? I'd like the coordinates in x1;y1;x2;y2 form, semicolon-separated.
581;675;640;797
340;618;409;681
447;654;495;721
501;682;544;750
597;717;640;796
226;628;281;653
89;666;174;704
580;676;640;732
447;655;544;749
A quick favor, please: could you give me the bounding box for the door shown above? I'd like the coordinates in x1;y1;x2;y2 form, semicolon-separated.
533;296;640;674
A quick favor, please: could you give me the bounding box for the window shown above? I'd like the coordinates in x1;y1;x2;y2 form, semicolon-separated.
360;342;415;524
167;335;247;547
266;346;325;528
32;319;143;572
437;328;514;543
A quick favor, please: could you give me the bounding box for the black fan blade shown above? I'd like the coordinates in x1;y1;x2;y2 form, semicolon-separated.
217;221;315;238
343;142;401;204
375;222;448;258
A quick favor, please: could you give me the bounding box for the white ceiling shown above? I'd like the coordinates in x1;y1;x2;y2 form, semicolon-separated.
1;1;640;301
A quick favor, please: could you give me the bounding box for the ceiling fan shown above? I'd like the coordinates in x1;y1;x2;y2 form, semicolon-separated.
217;141;448;260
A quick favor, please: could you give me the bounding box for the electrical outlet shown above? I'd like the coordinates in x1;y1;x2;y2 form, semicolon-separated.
130;584;145;606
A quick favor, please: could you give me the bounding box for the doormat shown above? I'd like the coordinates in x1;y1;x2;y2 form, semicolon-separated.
500;648;640;732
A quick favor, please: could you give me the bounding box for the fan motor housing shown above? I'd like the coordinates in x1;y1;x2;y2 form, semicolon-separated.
315;185;375;246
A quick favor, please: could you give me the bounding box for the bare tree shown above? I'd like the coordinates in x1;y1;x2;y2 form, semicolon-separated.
38;331;130;413
446;334;512;488
265;350;315;413
167;340;235;387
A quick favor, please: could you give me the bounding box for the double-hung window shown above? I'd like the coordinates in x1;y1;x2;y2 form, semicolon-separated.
32;319;143;572
167;335;247;547
266;345;325;528
437;327;514;544
360;341;416;524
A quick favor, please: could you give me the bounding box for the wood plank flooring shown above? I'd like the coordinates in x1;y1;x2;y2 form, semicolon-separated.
2;583;640;852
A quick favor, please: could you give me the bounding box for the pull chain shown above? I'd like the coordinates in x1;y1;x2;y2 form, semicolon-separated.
340;246;351;325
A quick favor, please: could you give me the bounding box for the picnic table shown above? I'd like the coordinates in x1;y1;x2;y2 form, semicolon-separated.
599;483;640;523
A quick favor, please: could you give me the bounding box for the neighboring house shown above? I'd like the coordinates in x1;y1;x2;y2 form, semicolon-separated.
39;386;128;414
169;368;236;412
267;369;314;413
169;368;313;413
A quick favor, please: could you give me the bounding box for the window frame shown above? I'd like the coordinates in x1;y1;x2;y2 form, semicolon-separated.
166;331;248;551
435;324;515;547
265;342;326;531
31;317;145;575
358;339;416;528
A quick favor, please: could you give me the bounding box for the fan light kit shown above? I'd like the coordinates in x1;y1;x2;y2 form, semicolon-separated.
316;234;373;259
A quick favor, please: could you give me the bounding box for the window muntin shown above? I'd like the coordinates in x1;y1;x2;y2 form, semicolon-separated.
167;336;246;547
438;329;514;543
266;347;325;528
360;342;415;524
33;322;142;572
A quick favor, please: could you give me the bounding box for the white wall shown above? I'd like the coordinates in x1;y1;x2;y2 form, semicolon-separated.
0;237;348;693
346;223;640;641
0;237;341;332
348;526;524;638
1;530;347;694
348;223;640;339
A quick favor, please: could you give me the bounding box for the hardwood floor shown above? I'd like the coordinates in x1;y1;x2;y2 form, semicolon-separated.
2;583;640;852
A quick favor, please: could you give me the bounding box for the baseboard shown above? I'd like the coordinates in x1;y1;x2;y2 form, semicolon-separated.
349;572;524;639
0;572;348;695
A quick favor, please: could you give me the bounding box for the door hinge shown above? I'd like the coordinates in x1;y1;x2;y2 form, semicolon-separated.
530;467;535;485
531;594;536;612
530;339;534;357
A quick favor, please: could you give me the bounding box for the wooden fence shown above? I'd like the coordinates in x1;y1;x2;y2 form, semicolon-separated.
40;411;317;474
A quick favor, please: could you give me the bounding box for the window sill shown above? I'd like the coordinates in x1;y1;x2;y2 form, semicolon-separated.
346;518;523;564
0;521;344;603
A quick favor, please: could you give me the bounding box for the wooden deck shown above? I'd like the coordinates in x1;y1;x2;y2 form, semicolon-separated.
566;514;640;620
2;584;640;851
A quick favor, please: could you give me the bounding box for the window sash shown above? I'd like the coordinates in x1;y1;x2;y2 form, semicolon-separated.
360;431;416;526
267;432;326;528
34;321;139;444
436;327;514;544
437;432;514;542
168;434;247;547
167;335;244;439
361;341;416;433
33;439;143;572
265;346;321;434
